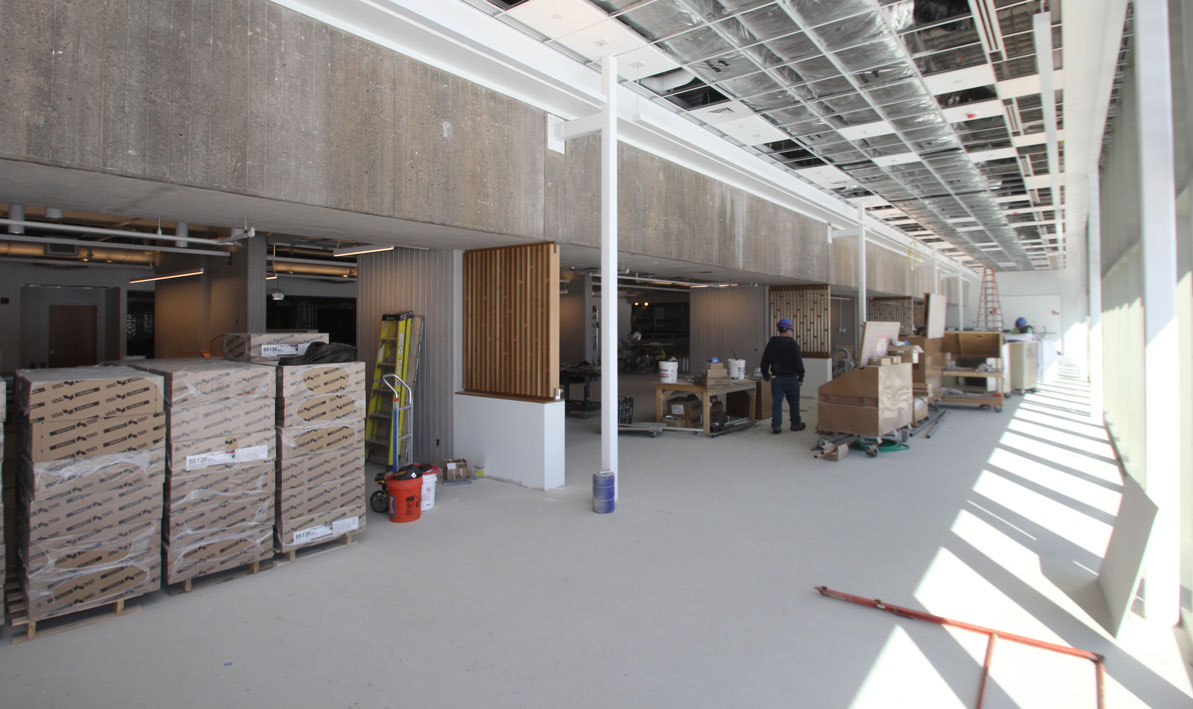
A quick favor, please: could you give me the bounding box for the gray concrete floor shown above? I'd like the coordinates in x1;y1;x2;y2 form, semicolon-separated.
1;367;1191;708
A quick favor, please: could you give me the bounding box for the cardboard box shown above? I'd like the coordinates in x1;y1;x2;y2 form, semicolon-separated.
16;368;163;423
21;448;164;500
21;483;162;544
277;475;363;521
667;396;701;421
278;448;364;489
913;397;930;425
165;491;274;540
816;363;913;437
888;344;923;365
277;421;365;457
128;359;275;404
168;462;274;504
276;506;365;551
22;520;160;575
24;552;160;621
223;332;329;361
167;429;275;473
164;526;273;584
167;396;275;442
440;458;470;482
24;412;166;462
278;362;365;399
277;392;365;427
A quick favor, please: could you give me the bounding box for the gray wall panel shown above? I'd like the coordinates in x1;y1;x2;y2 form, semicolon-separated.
689;286;768;374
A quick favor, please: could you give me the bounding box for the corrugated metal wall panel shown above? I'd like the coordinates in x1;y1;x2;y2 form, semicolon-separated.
357;249;457;463
689;286;768;375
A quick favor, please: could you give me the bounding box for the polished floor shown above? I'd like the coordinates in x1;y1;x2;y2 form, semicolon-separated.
0;367;1190;708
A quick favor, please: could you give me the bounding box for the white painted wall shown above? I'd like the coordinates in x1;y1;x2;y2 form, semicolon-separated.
995;268;1088;370
453;394;565;490
802;357;833;394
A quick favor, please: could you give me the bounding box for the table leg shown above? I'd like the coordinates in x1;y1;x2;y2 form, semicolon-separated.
656;386;664;423
746;390;756;421
702;393;711;436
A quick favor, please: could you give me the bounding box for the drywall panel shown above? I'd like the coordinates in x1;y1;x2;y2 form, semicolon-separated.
453;394;565;490
1099;474;1158;636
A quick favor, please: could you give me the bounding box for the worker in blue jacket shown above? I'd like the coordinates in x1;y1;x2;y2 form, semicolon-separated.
760;318;806;434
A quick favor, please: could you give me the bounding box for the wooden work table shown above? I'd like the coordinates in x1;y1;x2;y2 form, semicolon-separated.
940;368;1005;411
656;379;757;436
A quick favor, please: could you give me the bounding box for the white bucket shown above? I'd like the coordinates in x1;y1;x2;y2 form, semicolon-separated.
727;359;746;380
421;470;437;511
659;360;678;383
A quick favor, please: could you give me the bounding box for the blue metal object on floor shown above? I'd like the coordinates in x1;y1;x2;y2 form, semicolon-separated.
592;471;615;514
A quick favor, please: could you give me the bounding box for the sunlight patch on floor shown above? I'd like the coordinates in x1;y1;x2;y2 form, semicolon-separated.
849;625;969;709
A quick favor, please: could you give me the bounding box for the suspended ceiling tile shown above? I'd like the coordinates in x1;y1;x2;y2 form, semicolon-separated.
847;194;889;208
795;164;855;189
1011;130;1062;147
872;152;919;166
837;120;897;140
618;42;681;81
1024;174;1056;190
689;100;754;125
941;99;1005;123
922;65;998;95
507;0;606;39
716;115;789;145
996;69;1065;99
556;16;649;63
968;147;1018;163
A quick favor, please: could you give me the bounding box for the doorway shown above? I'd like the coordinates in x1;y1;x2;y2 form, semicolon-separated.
48;305;98;367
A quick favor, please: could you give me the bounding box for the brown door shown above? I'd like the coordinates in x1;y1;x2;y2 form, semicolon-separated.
48;305;98;367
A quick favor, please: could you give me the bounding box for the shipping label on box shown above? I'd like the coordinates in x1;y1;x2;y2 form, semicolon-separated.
164;525;273;584
167;462;273;504
278;362;365;399
277;475;363;521
278;448;364;489
22;483;162;544
23;519;160;576
167;429;275;472
224;332;329;361
277;506;366;551
277;421;365;456
440;458;469;482
25;412;166;462
129;359;275;404
21;448;164;499
17;368;164;423
165;491;274;540
278;392;365;427
168;396;276;441
24;551;161;622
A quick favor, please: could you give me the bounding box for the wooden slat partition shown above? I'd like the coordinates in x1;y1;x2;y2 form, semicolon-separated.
463;242;560;400
869;296;916;335
769;284;831;357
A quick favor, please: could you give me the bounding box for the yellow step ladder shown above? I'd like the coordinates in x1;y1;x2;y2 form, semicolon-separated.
365;312;424;465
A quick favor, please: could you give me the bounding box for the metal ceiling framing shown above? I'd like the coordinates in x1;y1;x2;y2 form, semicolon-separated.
472;0;1073;271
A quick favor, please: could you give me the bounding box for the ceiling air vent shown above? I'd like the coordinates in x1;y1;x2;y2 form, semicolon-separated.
45;243;78;257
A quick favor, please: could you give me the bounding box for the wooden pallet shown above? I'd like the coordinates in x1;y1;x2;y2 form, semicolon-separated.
277;532;356;563
5;580;140;643
167;557;273;595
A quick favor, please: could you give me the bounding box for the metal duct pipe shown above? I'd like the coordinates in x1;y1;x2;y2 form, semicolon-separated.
0;241;155;265
0;218;224;245
0;233;229;257
44;207;64;220
8;205;24;234
175;221;188;248
268;261;356;278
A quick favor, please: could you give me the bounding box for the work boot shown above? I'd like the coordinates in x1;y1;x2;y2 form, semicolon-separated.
771;427;782;435
790;422;806;432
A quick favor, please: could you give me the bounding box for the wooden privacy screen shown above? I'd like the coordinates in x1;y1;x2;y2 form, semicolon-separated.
869;296;915;335
769;284;830;358
463;242;560;400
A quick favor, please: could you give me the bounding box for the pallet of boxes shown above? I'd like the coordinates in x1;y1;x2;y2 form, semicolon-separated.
222;332;366;558
129;360;277;592
11;368;165;637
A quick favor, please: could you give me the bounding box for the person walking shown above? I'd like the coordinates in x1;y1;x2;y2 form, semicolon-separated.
760;318;806;434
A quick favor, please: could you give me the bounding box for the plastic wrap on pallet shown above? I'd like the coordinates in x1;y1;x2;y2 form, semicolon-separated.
20;482;162;544
163;525;274;584
223;332;328;362
277;447;364;489
21;520;160;576
20;447;164;500
165;491;274;541
277;362;365;400
167;396;276;441
167;429;275;473
276;421;364;457
22;412;166;463
125;358;276;405
167;462;273;504
16;367;164;423
276;392;366;427
23;549;161;622
277;475;363;522
276;505;366;552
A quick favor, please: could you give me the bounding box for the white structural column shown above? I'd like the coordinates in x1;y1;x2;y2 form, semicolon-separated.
957;274;966;330
857;205;867;329
600;55;620;500
1135;0;1180;626
1087;172;1104;423
932;253;939;294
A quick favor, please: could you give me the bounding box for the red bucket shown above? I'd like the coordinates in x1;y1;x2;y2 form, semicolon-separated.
385;475;422;523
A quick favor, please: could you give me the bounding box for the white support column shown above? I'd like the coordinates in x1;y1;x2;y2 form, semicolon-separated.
599;55;619;500
932;253;939;294
857;205;867;334
1136;0;1180;627
1088;172;1104;423
957;273;965;330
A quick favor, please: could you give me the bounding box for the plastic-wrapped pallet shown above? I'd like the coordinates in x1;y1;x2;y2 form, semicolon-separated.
275;363;367;552
223;332;328;364
127;359;276;585
14;368;166;621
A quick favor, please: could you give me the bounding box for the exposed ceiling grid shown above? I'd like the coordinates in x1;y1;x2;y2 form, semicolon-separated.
476;0;1069;271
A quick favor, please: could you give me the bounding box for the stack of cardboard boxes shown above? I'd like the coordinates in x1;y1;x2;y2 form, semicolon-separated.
224;332;329;364
131;360;276;586
15;368;166;620
275;363;366;552
695;361;730;387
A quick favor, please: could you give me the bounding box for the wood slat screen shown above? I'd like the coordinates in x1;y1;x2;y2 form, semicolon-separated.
463;242;560;400
769;284;831;358
869;296;916;335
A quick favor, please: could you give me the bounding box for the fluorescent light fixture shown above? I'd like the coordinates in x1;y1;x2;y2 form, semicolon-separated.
333;244;395;257
129;268;204;284
265;272;278;280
